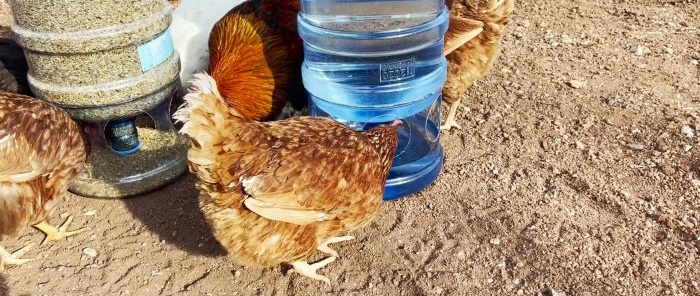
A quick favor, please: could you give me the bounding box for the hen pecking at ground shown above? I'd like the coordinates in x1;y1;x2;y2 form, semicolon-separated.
173;73;400;285
0;92;88;270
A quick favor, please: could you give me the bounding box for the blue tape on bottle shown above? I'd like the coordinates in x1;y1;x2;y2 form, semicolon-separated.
137;28;174;72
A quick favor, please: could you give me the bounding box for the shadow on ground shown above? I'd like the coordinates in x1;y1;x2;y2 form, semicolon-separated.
0;36;31;95
122;174;227;257
0;274;7;296
0;25;9;36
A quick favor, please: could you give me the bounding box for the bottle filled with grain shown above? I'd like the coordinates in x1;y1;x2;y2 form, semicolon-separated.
8;0;189;198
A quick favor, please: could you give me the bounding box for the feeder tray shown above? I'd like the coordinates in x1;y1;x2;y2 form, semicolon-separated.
68;81;190;199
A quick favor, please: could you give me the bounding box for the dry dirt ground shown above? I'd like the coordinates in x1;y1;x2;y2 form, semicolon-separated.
1;0;699;295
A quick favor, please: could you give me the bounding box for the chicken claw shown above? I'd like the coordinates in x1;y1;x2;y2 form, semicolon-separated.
441;99;463;131
0;243;35;271
33;215;89;246
289;256;337;285
317;235;355;257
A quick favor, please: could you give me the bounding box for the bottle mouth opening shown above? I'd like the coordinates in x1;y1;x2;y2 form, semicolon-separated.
298;7;449;39
297;7;449;57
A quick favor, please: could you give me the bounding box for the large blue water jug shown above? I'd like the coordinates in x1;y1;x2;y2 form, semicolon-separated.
298;0;449;200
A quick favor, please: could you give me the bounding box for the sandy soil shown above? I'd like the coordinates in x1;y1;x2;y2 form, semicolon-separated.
1;0;699;295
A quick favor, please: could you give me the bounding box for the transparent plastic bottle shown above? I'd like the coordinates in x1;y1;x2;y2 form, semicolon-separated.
298;0;449;200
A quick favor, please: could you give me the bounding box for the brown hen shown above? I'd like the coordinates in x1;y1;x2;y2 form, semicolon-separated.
441;0;514;130
0;93;88;270
173;73;400;285
253;0;307;111
208;5;292;121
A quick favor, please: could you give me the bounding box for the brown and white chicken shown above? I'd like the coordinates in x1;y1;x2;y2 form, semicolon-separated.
441;0;515;130
174;73;400;285
0;92;88;270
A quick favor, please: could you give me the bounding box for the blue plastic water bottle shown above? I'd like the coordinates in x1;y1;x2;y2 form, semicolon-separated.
298;0;449;200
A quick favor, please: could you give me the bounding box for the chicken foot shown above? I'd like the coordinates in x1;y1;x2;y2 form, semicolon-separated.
289;256;337;285
0;243;34;271
317;235;355;257
33;215;88;246
441;98;463;130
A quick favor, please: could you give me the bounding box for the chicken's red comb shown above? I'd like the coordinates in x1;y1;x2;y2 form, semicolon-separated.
391;120;403;127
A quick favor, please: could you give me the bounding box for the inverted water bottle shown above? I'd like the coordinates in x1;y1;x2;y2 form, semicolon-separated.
297;0;449;200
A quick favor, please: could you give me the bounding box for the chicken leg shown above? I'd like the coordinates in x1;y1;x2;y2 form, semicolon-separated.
32;215;88;246
289;256;337;285
0;243;34;271
317;235;355;257
441;98;463;130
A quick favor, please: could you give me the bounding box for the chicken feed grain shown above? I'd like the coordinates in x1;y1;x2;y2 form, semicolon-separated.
69;125;189;198
8;0;180;120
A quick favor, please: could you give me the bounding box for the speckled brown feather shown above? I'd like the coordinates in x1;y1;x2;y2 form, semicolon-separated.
208;7;292;121
174;73;399;268
0;93;86;239
443;0;514;104
443;16;484;56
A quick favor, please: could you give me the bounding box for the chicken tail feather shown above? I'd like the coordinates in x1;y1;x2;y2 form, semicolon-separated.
173;72;247;182
443;17;484;56
174;71;244;135
208;9;292;121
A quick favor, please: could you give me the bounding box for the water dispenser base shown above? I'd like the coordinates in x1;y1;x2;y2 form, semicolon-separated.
308;93;444;201
383;145;443;200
